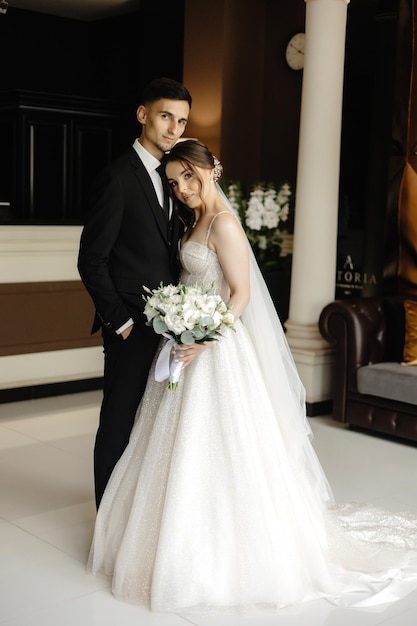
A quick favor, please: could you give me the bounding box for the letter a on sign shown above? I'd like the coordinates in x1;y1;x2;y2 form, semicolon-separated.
343;255;354;270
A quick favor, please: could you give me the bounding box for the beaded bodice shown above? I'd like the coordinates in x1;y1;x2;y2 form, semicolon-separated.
179;241;230;303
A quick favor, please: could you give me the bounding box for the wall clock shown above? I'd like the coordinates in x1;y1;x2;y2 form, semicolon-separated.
285;33;305;71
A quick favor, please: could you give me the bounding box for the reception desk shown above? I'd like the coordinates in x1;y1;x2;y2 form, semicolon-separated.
0;226;103;401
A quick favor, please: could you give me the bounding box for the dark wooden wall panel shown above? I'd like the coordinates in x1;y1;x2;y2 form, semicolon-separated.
0;281;101;356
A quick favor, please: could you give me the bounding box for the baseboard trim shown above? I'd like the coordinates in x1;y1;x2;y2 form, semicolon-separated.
0;377;103;404
306;399;332;417
1;382;332;417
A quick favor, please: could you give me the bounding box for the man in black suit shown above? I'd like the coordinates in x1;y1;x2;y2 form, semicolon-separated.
78;77;192;507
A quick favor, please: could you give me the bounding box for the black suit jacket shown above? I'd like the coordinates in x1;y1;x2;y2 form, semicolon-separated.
78;147;182;334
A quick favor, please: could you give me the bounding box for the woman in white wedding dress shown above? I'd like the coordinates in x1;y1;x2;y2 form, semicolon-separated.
88;140;417;613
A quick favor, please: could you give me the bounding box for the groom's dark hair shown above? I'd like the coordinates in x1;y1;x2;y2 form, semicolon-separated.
141;77;192;108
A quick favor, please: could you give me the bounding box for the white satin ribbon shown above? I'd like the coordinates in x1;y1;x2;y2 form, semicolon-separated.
155;334;176;382
155;334;184;389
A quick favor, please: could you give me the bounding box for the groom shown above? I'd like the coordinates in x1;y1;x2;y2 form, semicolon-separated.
78;77;192;507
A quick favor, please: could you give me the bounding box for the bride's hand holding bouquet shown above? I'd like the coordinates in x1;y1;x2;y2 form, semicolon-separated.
143;282;235;390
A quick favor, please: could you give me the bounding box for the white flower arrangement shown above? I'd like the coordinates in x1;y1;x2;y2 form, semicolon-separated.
143;282;235;389
226;181;293;271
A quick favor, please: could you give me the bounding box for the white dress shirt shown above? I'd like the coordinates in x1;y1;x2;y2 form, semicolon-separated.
133;139;166;208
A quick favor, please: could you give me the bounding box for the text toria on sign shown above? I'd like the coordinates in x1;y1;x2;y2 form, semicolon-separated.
336;255;377;295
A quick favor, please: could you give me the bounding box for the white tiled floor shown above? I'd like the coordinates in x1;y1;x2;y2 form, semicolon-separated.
1;390;417;625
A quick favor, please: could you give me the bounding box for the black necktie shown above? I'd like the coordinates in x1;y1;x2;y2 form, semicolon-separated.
156;164;170;216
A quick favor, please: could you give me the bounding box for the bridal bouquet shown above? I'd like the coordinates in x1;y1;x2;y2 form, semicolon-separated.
226;181;293;271
143;282;235;390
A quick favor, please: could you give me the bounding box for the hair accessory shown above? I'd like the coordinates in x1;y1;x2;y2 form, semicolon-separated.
213;156;223;183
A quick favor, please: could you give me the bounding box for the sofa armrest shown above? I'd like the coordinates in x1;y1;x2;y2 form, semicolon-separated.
319;298;386;421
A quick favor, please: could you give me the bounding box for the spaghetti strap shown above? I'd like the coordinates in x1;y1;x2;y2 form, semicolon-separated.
204;211;231;247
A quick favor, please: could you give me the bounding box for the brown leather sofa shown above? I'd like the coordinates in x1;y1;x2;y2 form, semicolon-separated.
319;296;417;442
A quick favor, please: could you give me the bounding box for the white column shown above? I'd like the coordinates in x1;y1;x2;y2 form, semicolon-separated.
285;0;350;408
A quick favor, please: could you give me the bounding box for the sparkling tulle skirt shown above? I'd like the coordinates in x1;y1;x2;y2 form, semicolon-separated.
87;320;417;613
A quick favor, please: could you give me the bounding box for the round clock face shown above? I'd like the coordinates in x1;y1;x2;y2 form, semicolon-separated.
285;33;305;71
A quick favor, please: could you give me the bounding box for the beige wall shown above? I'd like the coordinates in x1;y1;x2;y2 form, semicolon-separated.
183;0;305;185
183;0;225;158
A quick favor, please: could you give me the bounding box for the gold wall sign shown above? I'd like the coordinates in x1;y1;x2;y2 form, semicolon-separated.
336;255;377;297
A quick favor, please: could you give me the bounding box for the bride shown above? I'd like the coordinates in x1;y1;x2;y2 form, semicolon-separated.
87;140;417;613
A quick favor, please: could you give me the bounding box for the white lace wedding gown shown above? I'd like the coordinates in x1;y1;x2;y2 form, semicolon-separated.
88;225;417;613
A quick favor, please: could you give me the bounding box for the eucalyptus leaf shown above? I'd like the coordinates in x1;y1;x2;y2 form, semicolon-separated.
180;330;196;345
193;328;206;340
200;316;214;327
153;317;168;334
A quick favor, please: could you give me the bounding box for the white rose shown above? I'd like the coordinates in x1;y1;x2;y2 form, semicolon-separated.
144;302;158;320
276;184;291;204
278;203;289;222
164;314;186;335
183;308;201;329
223;311;235;325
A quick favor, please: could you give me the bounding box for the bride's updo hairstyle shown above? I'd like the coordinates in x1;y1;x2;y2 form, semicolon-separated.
163;140;223;185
